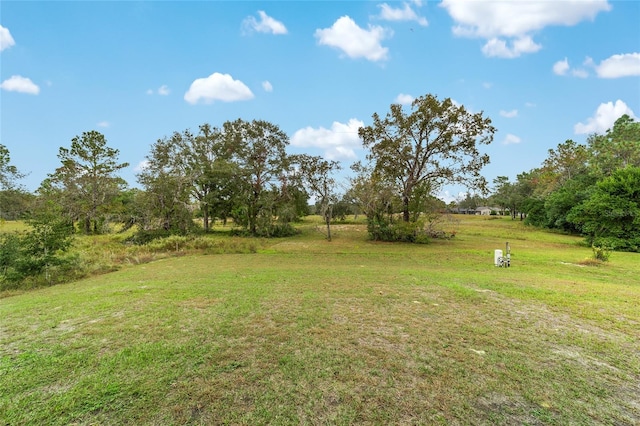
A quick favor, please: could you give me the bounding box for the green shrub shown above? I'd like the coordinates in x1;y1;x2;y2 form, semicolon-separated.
589;236;640;253
125;229;173;245
231;222;298;238
147;235;189;252
591;244;611;262
367;219;430;243
0;219;75;290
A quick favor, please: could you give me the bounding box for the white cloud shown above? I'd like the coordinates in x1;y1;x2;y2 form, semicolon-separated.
262;81;273;92
525;102;536;108
441;0;611;58
242;11;287;35
315;16;391;62
438;190;466;204
378;2;428;26
503;134;521;145
442;0;610;39
594;53;640;78
482;82;492;89
0;75;40;95
97;121;110;128
574;100;638;135
184;72;254;105
147;85;170;95
554;57;590;78
553;58;570;75
0;25;15;51
500;109;518;118
134;160;149;172
395;93;414;105
571;68;589;78
329;146;360;161
291;118;364;161
481;36;541;58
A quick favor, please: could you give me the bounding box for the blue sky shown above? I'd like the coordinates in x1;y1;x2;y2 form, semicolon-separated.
1;0;639;202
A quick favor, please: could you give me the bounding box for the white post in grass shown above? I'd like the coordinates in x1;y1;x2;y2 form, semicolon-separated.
494;249;503;266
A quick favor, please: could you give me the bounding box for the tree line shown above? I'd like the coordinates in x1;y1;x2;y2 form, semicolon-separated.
483;115;640;251
2;94;496;240
1;94;639;288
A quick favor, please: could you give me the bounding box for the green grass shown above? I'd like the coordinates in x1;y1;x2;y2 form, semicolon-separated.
0;220;28;232
1;216;639;425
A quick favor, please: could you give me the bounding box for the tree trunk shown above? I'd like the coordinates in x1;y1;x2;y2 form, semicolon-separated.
325;205;332;242
249;189;259;235
203;204;210;232
402;195;410;222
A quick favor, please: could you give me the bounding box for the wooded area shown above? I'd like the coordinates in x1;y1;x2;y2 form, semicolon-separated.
2;95;639;289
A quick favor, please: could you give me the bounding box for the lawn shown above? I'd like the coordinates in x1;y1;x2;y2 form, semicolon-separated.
1;216;639;425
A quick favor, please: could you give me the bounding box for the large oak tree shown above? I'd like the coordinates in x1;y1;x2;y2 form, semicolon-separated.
154;125;234;232
358;94;495;222
224;119;291;236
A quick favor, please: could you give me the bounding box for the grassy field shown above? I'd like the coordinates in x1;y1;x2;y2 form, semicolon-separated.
1;216;639;425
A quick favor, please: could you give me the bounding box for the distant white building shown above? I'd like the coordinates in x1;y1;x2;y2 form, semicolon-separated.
475;206;501;216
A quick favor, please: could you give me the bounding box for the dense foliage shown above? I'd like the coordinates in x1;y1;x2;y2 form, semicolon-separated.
1;97;638;290
0;218;75;290
492;115;640;252
0;144;30;220
359;94;495;222
355;94;493;241
0;144;24;190
567;166;640;251
46;131;129;234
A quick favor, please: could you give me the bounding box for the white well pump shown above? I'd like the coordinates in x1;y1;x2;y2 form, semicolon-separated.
494;249;502;266
495;242;511;267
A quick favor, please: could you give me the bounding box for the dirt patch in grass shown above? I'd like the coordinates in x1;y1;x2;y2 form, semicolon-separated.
462;284;640;424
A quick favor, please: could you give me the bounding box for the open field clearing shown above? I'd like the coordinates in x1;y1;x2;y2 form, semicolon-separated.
1;217;639;425
0;221;28;233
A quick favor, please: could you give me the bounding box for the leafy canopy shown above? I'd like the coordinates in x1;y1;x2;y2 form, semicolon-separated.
358;94;495;222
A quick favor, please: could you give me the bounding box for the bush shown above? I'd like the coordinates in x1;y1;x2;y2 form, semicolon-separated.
0;219;75;290
591;244;611;262
125;229;174;245
366;213;458;243
230;222;298;238
589;236;640;253
147;235;189;252
567;167;640;252
367;219;430;243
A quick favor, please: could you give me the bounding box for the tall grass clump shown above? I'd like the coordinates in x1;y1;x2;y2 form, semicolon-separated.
143;234;260;254
1;224;262;293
